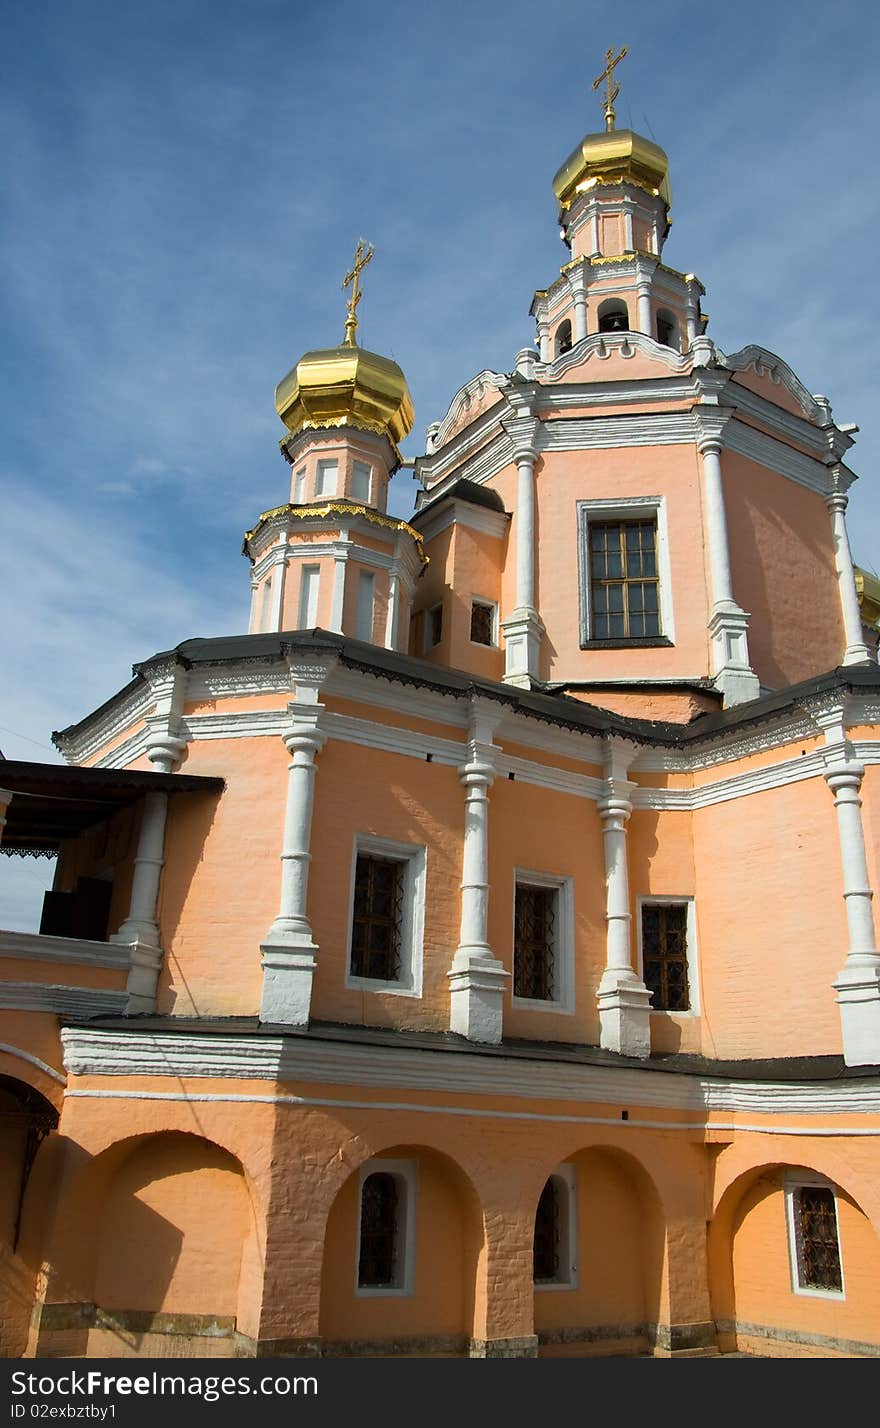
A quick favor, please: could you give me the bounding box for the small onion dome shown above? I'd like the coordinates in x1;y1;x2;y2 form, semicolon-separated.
553;128;671;213
274;344;414;450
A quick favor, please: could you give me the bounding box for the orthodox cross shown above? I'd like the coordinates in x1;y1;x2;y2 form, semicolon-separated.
342;239;375;346
591;45;628;132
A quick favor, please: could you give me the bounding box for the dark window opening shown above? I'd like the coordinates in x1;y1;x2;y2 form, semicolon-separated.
598;304;629;333
555;320;573;357
514;884;556;1001
429;604;443;647
350;855;403;982
589;519;660;640
642;903;690;1011
358;1172;399;1287
470;601;494;646
533;1178;561;1283
39;875;113;942
795;1186;843;1292
656;312;677;348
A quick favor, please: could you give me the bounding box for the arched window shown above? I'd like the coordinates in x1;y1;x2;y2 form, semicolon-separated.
597;299;629;334
656;309;678;349
358;1171;399;1287
554;320;572;357
533;1167;577;1287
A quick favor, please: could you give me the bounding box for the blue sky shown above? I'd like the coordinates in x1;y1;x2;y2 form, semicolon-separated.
2;0;879;924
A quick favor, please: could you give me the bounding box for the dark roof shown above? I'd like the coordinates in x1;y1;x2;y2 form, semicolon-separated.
414;476;508;517
55;627;880;753
0;761;224;857
63;1014;880;1080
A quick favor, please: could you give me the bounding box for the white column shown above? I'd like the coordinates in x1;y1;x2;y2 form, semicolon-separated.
112;792;168;948
260;702;325;1026
448;704;509;1044
330;532;350;634
248;576;260;634
685;284;700;346
636;281;652;336
820;730;880;1065
570;278;587;343
826;487;871;665
623;206;634;251
385;571;399;650
699;434;760;707
590;209;600;256
596;741;652;1059
537;321;550;364
500;419;544;688
269;544;287;631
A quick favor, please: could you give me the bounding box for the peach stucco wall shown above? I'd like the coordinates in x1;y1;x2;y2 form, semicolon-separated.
723;451;844;688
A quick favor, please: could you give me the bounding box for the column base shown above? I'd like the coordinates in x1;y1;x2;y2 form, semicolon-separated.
842;643;873;666
501;607;544;688
469;1335;538;1359
448;954;509;1044
834;962;880;1066
124;939;164;1014
260;936;318;1026
709;604;760;708
597;976;653;1059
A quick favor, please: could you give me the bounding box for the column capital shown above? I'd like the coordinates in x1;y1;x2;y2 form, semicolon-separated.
286;653;339;704
144;719;188;774
281;701;327;759
823;758;864;796
501;413;539;463
824;489;849;515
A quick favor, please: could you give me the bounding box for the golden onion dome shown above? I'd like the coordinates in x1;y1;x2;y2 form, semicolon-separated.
274;343;414;449
553;128;671;213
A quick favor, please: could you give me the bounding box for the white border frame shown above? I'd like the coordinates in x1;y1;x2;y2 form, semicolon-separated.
351;459;372;505
576;496;675;646
469;596;499;649
534;1163;578;1292
783;1172;846;1301
344;835;426;998
511;869;575;1016
293;466;307;504
315;458;338;498
636;896;700;1017
354;1157;418;1297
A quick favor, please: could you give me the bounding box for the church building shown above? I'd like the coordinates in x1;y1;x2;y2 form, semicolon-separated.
3;53;880;1359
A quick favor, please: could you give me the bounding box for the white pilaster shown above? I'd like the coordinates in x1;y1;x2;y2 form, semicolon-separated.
269;540;287;631
537;321;550;364
826;482;871;665
590;210;600;256
385;571;400;650
248;576;260;634
500;416;543;689
697;430;760;706
636;281;652;336
569;273;587;343
596;740;652;1059
449;701;509;1044
330;530;350;634
623;206;634;252
818;709;880;1066
685;284;700;347
260;684;327;1026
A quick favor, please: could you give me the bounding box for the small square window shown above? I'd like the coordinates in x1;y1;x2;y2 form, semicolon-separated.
785;1177;844;1298
641;902;690;1011
470;600;495;646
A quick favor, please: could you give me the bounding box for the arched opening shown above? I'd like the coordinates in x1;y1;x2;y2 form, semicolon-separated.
0;1077;58;1357
533;1147;664;1358
319;1144;482;1356
554;320;573;357
656;308;679;350
597;299;630;334
710;1162;880;1358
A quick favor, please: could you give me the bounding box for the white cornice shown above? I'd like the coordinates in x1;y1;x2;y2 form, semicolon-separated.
0;930;130;971
0;983;127;1017
412;499;510;544
60;1026;880;1119
723;418;834;495
719;345;822;424
432;371;509;449
56;682;152;767
187;664;291;700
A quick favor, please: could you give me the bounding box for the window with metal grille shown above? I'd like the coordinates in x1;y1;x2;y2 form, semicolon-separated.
641;902;689;1011
533;1178;561;1283
358;1172;399;1288
589;519;660;639
350;855;403;982
794;1186;843;1293
514;884;556;1001
470;600;494;646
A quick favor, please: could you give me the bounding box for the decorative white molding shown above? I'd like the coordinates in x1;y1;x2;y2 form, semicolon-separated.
0;1041;66;1085
412;499;510;545
719;345;824;424
576;495;675;647
60;1026;880;1119
344;836;426;998
55;683;153;767
0;983;127;1017
0;929;131;971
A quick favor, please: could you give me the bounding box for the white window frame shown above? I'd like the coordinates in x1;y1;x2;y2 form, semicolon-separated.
636;895;700;1017
293;466;307;504
297;564;320;629
354;1158;418;1298
576;496;675;646
511;869;575;1015
784;1172;845;1301
469;596;499;648
345;835;426;997
534;1164;578;1292
351;460;372;504
315;459;338;498
424;602;444;651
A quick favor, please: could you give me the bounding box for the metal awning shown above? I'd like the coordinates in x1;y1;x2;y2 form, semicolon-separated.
0;761;224;857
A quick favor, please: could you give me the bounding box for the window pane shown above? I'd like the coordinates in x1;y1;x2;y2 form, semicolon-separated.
642;903;689;1011
797;1187;843;1292
470;602;494;645
514;885;556;1001
587;518;661;641
351;855;403;981
358;1173;399;1287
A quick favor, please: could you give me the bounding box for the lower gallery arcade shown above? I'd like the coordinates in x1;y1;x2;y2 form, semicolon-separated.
3;1030;879;1360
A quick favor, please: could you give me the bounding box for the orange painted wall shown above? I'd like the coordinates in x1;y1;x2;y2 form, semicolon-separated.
723;452;844;688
